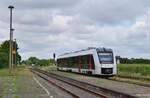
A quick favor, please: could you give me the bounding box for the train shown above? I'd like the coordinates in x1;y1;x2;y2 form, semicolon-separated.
57;47;117;76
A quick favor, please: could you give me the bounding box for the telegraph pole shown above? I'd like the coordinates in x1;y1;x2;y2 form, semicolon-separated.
8;5;14;74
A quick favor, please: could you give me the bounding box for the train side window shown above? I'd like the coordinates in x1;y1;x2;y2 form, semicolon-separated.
80;55;87;69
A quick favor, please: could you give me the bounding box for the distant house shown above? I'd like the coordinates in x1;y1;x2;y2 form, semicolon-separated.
116;56;121;64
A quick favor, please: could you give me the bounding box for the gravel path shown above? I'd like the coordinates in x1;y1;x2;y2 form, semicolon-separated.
0;78;4;97
15;76;48;98
0;76;49;98
0;71;64;98
0;72;78;98
51;71;150;98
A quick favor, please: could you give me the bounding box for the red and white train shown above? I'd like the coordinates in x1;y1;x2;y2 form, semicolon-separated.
57;47;117;76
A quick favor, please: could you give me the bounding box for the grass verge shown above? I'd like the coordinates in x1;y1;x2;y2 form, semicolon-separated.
0;66;32;98
0;66;32;77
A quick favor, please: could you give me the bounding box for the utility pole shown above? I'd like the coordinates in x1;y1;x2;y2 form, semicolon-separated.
8;5;14;74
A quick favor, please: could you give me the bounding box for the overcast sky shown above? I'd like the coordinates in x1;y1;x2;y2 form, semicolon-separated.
0;0;150;60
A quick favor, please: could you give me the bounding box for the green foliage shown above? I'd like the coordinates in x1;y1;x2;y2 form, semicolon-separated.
0;40;21;68
120;58;150;64
22;57;54;66
0;41;9;68
0;52;9;68
28;57;39;65
118;64;150;76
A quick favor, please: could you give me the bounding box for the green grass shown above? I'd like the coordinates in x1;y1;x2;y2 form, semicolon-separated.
118;64;150;79
0;68;10;76
0;66;32;77
40;65;57;71
0;65;32;77
13;95;20;98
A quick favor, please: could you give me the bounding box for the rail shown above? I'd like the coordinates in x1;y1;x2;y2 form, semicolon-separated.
31;68;139;98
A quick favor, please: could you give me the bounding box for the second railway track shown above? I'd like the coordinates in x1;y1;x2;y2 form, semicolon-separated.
32;69;108;98
59;70;150;88
31;68;139;98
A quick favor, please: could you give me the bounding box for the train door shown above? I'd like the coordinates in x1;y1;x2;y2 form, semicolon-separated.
88;55;95;71
78;56;81;72
88;55;92;70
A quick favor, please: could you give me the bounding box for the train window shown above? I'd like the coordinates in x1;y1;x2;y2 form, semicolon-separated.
57;54;95;69
81;55;88;69
98;53;113;64
69;57;73;67
57;59;62;67
72;57;76;67
78;55;95;69
66;57;76;68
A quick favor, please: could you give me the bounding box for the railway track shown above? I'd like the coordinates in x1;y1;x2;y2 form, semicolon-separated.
35;72;80;98
32;69;108;98
59;70;150;87
31;68;139;98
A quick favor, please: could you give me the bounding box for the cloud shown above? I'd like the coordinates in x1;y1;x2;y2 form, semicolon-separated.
2;0;81;9
0;0;150;59
49;15;72;33
78;0;150;25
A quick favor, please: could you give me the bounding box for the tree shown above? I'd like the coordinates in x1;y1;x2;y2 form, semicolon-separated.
27;57;39;65
0;40;21;68
22;57;55;66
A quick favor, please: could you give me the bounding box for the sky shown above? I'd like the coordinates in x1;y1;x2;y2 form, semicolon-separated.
0;0;150;60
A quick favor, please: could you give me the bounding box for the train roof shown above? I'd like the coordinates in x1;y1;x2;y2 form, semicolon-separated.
58;47;112;58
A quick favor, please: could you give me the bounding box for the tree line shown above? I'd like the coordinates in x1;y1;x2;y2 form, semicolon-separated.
0;40;21;68
119;57;150;64
22;57;55;66
24;56;150;66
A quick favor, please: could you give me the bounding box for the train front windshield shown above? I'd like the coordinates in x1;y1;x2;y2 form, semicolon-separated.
98;53;113;64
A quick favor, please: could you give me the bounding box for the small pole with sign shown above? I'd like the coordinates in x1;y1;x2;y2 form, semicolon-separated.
53;53;56;66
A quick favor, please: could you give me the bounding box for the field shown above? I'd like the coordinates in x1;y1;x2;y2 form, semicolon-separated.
117;64;150;81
